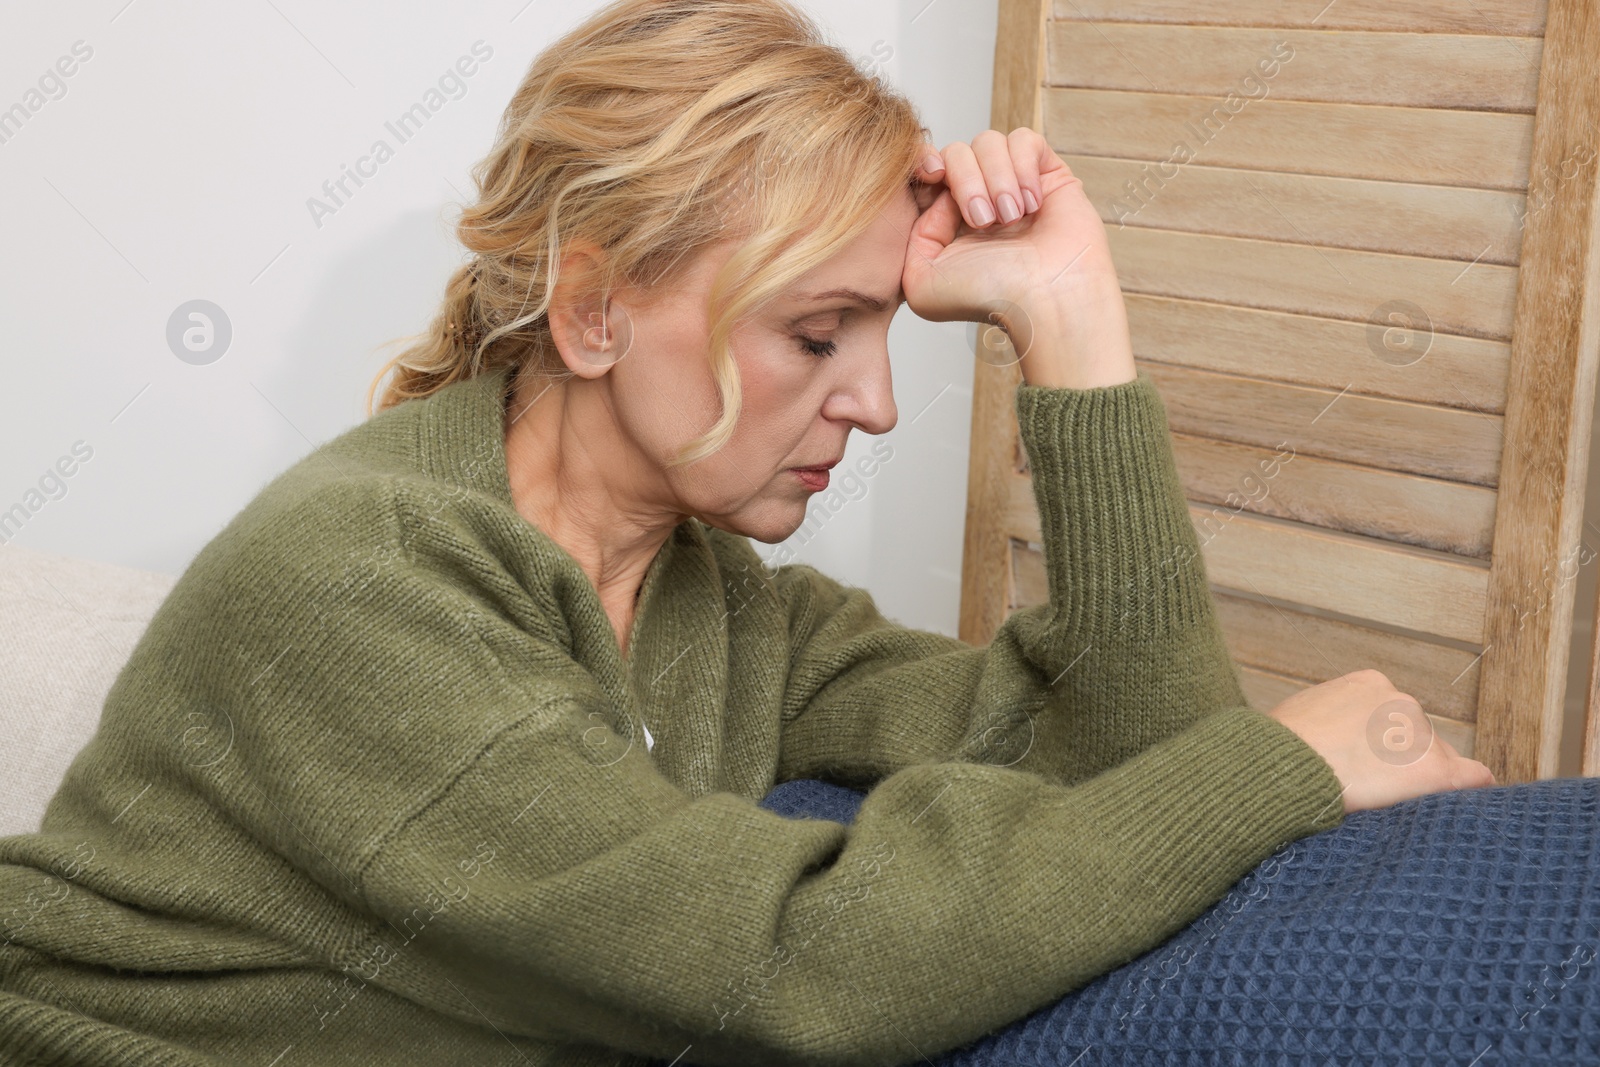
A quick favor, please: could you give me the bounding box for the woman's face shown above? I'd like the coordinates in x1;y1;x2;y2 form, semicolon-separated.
595;187;919;544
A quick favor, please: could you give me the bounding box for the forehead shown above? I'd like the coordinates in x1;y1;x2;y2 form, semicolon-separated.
789;201;914;307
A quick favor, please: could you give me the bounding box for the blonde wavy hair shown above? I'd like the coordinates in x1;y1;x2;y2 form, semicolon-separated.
366;0;929;468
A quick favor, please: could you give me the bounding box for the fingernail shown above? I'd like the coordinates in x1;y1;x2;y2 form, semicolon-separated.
1023;188;1039;213
922;152;944;174
997;193;1021;223
969;196;995;226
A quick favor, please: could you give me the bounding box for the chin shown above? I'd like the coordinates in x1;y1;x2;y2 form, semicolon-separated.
694;501;808;546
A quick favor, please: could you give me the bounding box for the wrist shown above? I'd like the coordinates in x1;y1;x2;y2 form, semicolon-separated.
998;277;1136;389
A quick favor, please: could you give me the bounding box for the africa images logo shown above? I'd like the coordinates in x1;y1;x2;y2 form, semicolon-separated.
306;40;494;229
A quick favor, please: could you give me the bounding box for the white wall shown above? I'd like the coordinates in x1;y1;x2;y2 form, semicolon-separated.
0;0;999;637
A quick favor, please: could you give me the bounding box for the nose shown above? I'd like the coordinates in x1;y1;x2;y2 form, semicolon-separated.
823;341;898;436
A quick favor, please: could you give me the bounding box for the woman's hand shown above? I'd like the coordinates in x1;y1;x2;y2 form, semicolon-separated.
1267;669;1498;815
904;127;1135;388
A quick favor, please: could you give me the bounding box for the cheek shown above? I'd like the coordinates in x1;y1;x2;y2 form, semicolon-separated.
611;327;721;458
732;340;822;450
627;322;824;501
693;387;813;508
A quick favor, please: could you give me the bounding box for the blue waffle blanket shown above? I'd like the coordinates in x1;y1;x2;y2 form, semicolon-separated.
751;775;1600;1066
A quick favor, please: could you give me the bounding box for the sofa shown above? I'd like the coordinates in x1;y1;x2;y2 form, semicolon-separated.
0;543;177;837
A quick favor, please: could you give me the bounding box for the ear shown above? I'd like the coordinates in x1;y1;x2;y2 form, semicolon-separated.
547;239;630;379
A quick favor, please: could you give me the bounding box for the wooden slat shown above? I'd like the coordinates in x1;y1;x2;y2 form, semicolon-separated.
1214;590;1481;722
1123;294;1511;415
1236;664;1308;711
1143;363;1505;487
1107;228;1520;341
1070;156;1528;267
1172;436;1499;560
1189;505;1490;644
1051;0;1548;36
1005;503;1489;645
1238;665;1477;758
1479;0;1600;782
1045;88;1537;191
960;0;1047;647
1049;24;1542;112
1006;443;1497;561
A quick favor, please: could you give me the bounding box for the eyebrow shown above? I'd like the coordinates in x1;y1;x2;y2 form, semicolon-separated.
795;287;904;313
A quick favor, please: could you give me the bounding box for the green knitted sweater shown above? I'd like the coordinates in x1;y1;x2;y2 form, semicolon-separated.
0;365;1346;1066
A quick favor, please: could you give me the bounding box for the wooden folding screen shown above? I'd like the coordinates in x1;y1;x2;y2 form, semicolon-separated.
960;0;1600;783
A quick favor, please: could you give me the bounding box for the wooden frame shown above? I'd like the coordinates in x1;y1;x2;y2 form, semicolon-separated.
960;0;1600;784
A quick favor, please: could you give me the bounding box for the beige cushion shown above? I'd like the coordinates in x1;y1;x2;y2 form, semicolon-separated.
0;544;176;837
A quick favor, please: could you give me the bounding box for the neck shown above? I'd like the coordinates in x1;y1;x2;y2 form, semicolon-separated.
502;371;682;610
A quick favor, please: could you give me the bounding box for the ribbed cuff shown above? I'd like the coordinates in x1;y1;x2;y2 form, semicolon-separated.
1079;703;1348;899
1015;370;1212;638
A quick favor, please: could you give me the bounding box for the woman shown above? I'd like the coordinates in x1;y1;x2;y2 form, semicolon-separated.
2;0;1559;1063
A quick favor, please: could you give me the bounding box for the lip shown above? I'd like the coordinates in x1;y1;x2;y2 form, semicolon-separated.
791;467;830;492
790;456;841;492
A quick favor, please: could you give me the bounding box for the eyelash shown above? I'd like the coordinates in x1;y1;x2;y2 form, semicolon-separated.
796;335;838;359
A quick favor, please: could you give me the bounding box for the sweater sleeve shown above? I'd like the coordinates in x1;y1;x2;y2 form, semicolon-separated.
776;367;1261;790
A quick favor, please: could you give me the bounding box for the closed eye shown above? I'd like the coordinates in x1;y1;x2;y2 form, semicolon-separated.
797;335;838;359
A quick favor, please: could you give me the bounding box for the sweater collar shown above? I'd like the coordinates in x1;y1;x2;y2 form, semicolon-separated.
416;364;520;509
411;367;732;791
412;363;688;629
